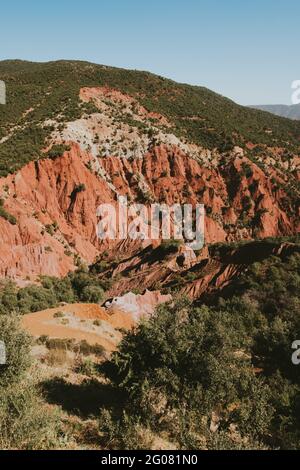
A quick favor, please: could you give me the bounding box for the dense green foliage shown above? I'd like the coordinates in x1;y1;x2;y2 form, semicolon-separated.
0;315;31;388
1;60;300;176
102;250;300;449
46;143;71;159
0;316;61;449
0;268;105;315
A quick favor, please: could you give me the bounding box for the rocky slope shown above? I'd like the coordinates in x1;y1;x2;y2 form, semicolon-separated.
0;61;299;282
0;137;299;281
95;239;300;302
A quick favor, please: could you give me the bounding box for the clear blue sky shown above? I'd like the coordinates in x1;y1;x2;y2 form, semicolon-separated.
1;0;299;105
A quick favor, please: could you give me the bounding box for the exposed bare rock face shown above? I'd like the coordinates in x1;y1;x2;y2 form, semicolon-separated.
0;85;299;282
97;240;300;302
105;290;172;323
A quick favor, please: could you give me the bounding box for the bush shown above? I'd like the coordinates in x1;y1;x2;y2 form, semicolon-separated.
0;315;62;449
75;357;97;376
45;338;75;351
0;316;31;388
81;285;104;303
53;311;65;318
0;199;17;225
242;195;252;212
98;409;152;450
45;348;68;367
0;269;106;315
17;285;57;312
0;378;61;449
79;340;105;357
46;144;71;159
156;239;181;257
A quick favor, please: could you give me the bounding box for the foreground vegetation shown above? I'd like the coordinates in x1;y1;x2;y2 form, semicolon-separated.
0;316;62;449
0;243;299;449
99;248;300;449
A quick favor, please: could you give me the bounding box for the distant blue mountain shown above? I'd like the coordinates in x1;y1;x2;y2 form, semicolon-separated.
250;104;300;120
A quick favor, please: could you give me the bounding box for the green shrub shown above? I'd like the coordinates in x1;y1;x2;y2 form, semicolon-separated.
0;269;106;315
242;195;252;212
98;409;152;450
81;285;104;303
45;348;68;366
156;239;181;256
0;199;17;225
0;316;31;388
0;315;62;449
0;378;61;449
46;144;71;159
79;340;105;357
53;311;65;318
75;357;97;376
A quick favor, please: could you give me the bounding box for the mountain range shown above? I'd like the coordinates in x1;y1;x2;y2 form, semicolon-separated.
251;103;300;120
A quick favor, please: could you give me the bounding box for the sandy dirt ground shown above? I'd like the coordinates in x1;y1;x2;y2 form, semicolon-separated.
21;303;135;352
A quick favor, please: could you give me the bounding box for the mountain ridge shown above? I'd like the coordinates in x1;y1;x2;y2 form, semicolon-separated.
1;60;300;176
250;103;300;120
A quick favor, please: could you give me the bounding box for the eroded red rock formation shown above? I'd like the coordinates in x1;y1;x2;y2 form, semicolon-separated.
0;141;298;281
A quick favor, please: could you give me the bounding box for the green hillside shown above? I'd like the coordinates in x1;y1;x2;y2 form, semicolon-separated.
0;59;300;176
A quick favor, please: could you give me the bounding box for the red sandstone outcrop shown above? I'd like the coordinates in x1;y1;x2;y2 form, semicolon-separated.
0;140;298;281
100;241;300;302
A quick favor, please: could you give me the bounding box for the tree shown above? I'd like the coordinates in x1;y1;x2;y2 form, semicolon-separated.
103;298;273;448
